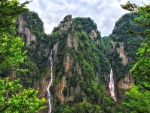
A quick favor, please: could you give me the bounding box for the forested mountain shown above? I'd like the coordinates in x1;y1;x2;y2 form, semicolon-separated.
102;12;146;102
105;12;146;82
1;10;146;112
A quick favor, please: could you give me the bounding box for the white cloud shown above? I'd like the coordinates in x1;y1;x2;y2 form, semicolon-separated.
44;22;57;34
19;0;150;36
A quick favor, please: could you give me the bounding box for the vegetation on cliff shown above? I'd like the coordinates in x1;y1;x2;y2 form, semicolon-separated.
0;0;46;112
121;1;150;113
1;0;150;113
104;12;146;82
14;6;148;113
50;16;127;113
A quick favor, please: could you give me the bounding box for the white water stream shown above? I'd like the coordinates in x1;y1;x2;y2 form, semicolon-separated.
109;68;116;101
47;51;53;113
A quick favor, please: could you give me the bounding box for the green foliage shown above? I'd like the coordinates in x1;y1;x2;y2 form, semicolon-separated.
0;33;27;73
0;0;29;34
111;12;145;59
0;0;46;112
73;17;97;33
124;85;150;113
67;75;77;87
17;11;53;81
62;87;68;97
109;50;131;81
75;30;109;78
0;78;46;113
128;3;150;89
51;16;121;112
0;0;29;73
54;32;67;80
20;11;45;40
121;1;150;113
102;36;111;52
74;93;83;103
107;12;146;81
53;102;103;113
17;56;40;88
61;106;72;113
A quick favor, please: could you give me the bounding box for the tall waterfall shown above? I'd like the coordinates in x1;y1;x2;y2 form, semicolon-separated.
109;68;116;101
47;50;53;113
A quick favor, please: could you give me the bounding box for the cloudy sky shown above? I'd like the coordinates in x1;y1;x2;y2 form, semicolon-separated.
19;0;149;36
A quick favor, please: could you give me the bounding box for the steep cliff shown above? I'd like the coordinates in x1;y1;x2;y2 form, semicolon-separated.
103;13;146;101
16;11;55;113
49;15;127;113
16;11;52;98
107;13;145;82
17;17;36;46
14;10;146;113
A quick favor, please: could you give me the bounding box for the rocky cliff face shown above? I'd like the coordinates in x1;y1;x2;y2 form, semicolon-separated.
17;17;37;46
50;15;112;111
109;38;134;95
16;12;52;104
52;15;83;104
67;34;78;51
55;76;66;104
116;43;128;65
106;13;146;101
15;11;146;112
59;15;72;34
118;73;134;90
110;40;128;65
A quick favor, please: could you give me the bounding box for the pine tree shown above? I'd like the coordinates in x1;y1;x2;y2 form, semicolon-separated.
121;1;150;112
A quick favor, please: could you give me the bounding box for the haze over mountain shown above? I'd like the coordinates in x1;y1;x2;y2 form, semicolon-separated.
19;0;149;36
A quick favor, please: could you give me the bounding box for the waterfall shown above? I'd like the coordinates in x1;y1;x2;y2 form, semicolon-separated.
47;50;53;113
109;68;116;101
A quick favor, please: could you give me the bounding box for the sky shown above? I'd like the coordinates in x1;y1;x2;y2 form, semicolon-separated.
19;0;149;36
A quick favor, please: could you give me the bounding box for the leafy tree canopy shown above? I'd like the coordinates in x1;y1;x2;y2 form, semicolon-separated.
0;0;30;73
0;0;46;112
0;78;46;113
0;0;29;34
121;1;150;112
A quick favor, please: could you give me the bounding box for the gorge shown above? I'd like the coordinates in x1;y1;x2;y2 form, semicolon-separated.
12;10;146;113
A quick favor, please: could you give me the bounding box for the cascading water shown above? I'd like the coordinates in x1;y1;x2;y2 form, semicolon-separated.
109;68;116;101
47;50;53;113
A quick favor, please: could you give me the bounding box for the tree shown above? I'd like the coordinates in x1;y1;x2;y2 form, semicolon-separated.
121;1;150;112
0;78;46;113
0;0;46;112
124;85;150;113
0;33;27;73
0;0;29;34
0;0;30;72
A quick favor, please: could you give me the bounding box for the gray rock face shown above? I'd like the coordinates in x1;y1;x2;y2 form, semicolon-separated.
67;34;78;51
17;17;36;46
59;15;72;34
89;30;97;41
110;41;128;65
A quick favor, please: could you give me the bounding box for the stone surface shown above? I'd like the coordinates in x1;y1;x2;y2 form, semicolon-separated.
89;30;97;41
67;34;78;51
64;53;72;73
59;15;72;34
55;76;66;104
118;73;134;90
116;43;128;65
17;17;36;46
53;42;58;63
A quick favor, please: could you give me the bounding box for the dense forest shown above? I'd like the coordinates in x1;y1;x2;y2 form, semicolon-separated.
0;0;150;113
